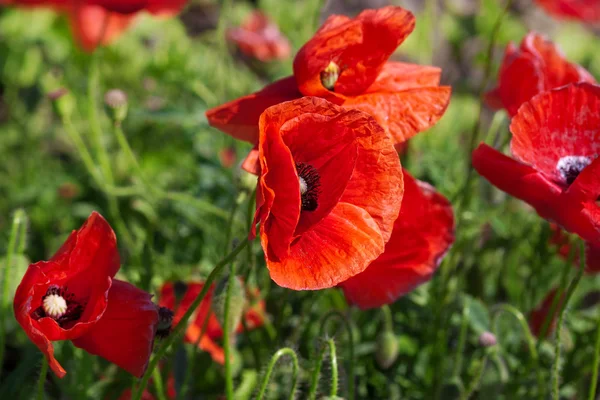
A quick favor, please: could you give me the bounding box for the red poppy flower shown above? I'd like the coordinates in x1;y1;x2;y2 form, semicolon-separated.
339;170;454;309
13;212;160;378
534;0;600;22
473;82;600;246
206;6;450;153
0;0;187;51
549;224;600;274
529;288;565;337
227;11;291;62
251;97;403;290
486;32;595;117
158;280;265;365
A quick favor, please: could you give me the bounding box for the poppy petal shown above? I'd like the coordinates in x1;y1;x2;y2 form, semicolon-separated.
72;280;159;377
69;5;135;52
510;82;600;185
340;170;454;309
472;143;563;220
206;77;301;143
344;86;452;143
337;110;403;243
265;202;385;290
535;0;600;21
13;264;66;378
366;61;443;93
294;6;415;97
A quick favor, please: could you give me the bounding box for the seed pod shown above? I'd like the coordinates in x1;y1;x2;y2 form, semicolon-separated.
104;89;128;123
478;331;497;348
375;330;399;370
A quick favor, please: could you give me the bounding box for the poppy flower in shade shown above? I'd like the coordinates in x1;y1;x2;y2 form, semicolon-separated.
473;82;600;246
534;0;600;22
529;288;565;337
339;170;454;309
158;280;266;365
251;97;403;290
0;0;187;52
549;224;600;274
206;6;450;154
485;32;595;117
227;11;291;62
13;212;161;378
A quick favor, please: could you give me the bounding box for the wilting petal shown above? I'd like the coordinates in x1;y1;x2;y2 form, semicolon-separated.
68;5;136;52
366;62;443;93
340;170;454;309
535;0;600;21
345;86;451;144
206;77;301;143
72;280;159;377
266;203;384;290
472;144;563;220
294;6;415;97
510;83;600;185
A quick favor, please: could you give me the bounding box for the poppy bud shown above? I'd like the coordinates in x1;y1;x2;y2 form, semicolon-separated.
212;276;246;338
48;88;74;117
375;330;399;369
320;61;340;90
478;331;497;347
104;89;128;123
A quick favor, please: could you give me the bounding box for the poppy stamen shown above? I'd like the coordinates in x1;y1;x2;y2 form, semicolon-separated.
556;155;591;185
320;61;340;91
296;162;321;211
156;307;174;339
32;285;84;326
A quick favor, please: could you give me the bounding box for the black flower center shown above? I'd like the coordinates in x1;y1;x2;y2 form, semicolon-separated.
155;306;174;339
31;285;84;327
556;156;592;186
296;162;321;212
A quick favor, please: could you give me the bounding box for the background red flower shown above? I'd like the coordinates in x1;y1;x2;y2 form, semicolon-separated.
227;11;291;62
535;0;600;22
486;32;595;117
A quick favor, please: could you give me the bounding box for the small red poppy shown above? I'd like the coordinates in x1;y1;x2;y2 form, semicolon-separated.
13;212;160;378
339;170;454;309
227;11;291;62
534;0;600;22
529;288;565;337
206;6;450;153
473;83;600;246
158;280;265;365
251;97;403;290
0;0;187;51
486;32;595;117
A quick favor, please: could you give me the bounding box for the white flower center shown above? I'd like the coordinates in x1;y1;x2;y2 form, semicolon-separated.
43;294;68;318
299;176;308;195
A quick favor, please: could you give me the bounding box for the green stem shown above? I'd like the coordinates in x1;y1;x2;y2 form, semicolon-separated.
452;305;470;378
380;305;393;332
256;348;299;400
307;343;327;400
327;339;339;398
132;239;249;400
37;356;49;400
152;368;168;400
491;304;542;399
113;123;156;196
0;209;27;378
588;311;600;400
459;356;488;400
224;262;238;399
318;311;355;400
161;191;230;220
552;243;585;400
